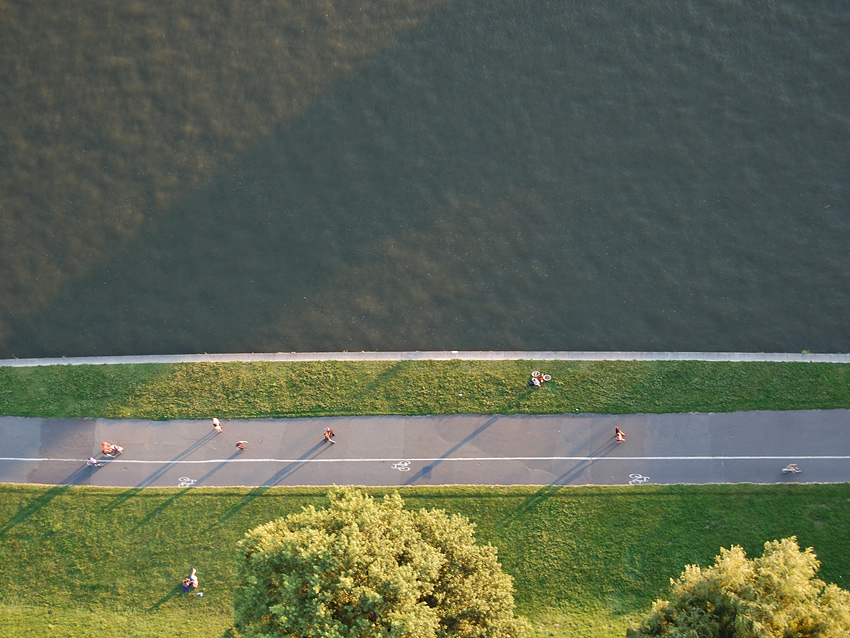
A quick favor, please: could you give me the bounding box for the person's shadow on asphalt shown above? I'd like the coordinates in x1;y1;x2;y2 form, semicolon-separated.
263;441;326;487
135;431;218;488
404;417;498;486
191;449;245;486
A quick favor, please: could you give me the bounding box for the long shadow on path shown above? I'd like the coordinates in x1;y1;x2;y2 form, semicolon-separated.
135;431;217;488
192;449;243;486
263;441;327;487
203;442;327;532
404;417;498;486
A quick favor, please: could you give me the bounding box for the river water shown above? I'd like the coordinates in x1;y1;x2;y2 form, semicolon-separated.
1;1;848;357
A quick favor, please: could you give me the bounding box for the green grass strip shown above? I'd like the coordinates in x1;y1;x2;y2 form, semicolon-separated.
0;483;848;638
1;360;849;419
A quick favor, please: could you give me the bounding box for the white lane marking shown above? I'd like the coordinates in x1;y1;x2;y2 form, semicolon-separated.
1;455;848;464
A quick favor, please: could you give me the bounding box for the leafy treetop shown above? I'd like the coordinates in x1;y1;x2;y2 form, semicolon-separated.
627;536;850;638
232;486;530;638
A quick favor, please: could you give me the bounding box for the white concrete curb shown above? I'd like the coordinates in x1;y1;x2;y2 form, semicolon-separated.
1;350;849;367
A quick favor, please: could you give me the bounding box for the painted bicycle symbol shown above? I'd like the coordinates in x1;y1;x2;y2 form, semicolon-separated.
178;476;197;487
628;473;650;485
391;461;411;472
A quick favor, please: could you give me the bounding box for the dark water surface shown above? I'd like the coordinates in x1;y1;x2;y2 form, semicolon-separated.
2;1;848;357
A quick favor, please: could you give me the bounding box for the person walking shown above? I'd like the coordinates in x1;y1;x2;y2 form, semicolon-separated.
323;428;336;444
212;418;222;434
615;426;625;443
235;441;247;451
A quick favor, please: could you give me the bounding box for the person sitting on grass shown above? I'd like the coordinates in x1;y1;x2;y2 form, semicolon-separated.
529;371;551;387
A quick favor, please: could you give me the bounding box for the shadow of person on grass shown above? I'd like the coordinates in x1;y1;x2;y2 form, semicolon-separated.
497;460;594;528
0;483;72;537
0;459;106;536
132;487;195;532
102;486;145;513
147;581;187;612
203;483;272;533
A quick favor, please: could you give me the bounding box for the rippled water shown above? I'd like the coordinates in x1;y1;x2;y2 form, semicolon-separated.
1;1;848;357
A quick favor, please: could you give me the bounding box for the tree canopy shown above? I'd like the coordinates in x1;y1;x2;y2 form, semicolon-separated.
627;536;850;638
232;487;529;638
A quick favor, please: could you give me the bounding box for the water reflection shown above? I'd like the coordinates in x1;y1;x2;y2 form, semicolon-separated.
2;1;848;356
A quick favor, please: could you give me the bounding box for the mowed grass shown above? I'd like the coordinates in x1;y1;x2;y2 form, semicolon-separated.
0;483;848;638
0;360;848;419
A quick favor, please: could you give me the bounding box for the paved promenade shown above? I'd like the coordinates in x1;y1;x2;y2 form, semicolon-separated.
0;410;847;489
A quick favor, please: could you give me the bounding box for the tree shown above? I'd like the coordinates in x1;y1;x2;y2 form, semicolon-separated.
232;487;530;638
627;537;850;638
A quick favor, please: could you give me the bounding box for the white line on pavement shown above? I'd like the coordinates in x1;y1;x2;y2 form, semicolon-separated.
2;455;848;464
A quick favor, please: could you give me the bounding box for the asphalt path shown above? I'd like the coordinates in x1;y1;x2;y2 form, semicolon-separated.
0;410;847;488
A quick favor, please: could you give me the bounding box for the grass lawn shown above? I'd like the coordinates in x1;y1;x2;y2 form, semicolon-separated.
0;359;848;419
0;483;848;638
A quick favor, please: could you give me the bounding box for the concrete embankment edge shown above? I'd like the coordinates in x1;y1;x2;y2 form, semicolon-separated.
1;350;849;367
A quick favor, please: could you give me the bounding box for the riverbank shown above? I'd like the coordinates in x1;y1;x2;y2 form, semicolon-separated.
2;355;849;637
